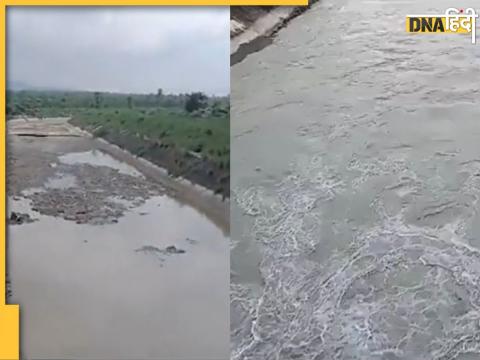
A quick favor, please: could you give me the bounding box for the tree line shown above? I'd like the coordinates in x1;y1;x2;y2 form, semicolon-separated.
7;88;229;117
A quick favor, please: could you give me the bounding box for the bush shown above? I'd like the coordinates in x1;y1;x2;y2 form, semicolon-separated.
185;92;208;113
93;127;108;138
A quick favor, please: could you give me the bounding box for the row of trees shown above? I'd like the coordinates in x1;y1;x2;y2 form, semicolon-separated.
6;89;230;117
91;90;220;114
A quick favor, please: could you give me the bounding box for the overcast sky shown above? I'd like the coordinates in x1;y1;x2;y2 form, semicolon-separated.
7;7;229;95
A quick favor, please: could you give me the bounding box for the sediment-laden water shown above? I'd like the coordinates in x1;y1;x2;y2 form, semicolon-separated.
8;131;229;360
231;1;480;359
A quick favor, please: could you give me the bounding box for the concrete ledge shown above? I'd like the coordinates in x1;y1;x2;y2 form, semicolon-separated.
7;117;84;137
231;6;295;55
230;5;314;65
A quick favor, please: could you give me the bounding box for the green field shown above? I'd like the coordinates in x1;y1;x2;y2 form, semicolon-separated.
74;107;229;167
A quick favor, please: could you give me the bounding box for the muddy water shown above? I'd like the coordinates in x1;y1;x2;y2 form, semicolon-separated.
231;1;480;359
8;140;229;359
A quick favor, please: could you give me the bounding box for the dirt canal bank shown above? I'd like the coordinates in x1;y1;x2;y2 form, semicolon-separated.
7;118;229;359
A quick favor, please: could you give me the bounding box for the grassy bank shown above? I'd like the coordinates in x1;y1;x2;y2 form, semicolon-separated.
72;107;228;167
71;107;230;197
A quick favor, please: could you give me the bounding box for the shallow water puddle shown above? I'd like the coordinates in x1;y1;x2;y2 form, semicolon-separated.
59;149;144;178
44;173;78;189
8;194;229;359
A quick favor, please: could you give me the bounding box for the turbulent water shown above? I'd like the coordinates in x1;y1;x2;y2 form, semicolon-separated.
231;0;480;359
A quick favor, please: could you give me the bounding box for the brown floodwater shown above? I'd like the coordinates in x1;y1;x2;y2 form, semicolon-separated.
231;0;480;359
7;130;229;360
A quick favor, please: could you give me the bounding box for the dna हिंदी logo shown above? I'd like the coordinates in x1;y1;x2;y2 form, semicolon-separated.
406;8;478;44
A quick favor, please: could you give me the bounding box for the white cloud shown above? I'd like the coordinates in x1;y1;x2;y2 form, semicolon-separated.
7;7;230;95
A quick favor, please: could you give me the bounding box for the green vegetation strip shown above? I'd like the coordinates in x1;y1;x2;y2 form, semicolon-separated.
74;107;229;168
